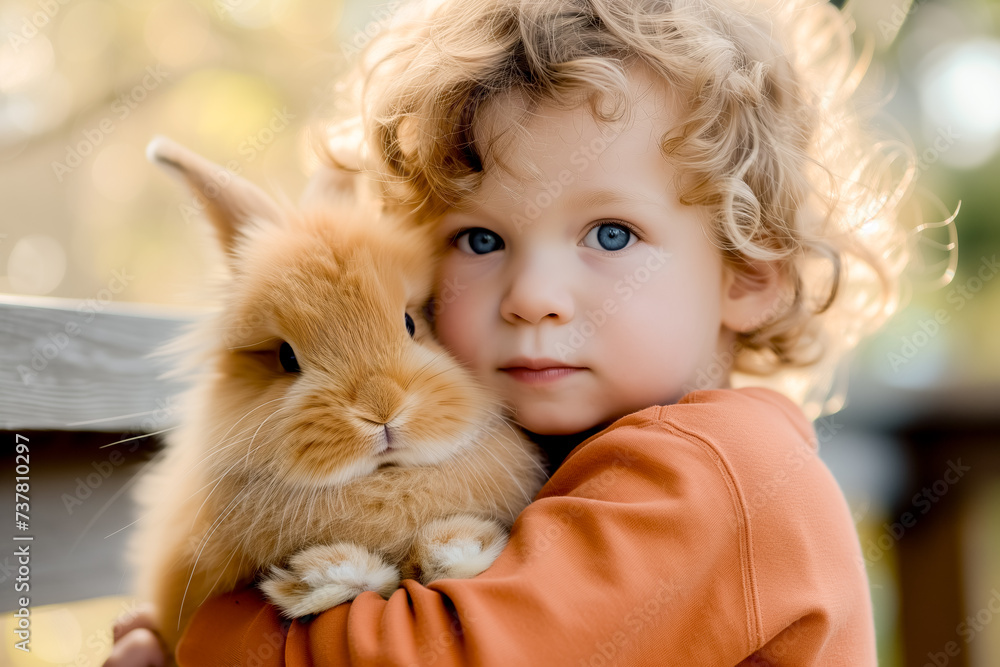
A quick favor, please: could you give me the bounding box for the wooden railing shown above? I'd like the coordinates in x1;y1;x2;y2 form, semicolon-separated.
0;296;198;431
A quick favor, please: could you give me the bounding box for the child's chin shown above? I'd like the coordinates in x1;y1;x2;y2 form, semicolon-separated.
519;412;611;438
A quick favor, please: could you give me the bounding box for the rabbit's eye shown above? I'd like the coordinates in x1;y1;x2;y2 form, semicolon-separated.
404;312;415;338
279;341;300;373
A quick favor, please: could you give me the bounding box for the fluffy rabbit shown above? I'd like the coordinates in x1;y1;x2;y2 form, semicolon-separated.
130;137;547;653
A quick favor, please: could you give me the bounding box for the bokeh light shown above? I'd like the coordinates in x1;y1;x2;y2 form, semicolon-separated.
56;1;119;63
0;32;55;92
5;72;73;135
919;39;1000;169
6;234;67;295
144;0;211;69
91;143;150;203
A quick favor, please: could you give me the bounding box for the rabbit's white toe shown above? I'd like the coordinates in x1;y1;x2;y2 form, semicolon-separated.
414;515;509;584
260;542;400;618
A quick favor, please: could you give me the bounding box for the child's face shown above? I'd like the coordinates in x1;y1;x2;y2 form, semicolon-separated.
432;69;743;435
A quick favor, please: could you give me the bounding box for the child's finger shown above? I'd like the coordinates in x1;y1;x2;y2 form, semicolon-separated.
112;603;158;641
102;628;166;667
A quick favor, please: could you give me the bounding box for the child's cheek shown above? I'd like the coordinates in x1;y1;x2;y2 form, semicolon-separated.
434;303;465;358
433;274;483;375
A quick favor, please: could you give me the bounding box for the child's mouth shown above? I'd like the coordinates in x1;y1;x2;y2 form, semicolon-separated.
498;356;586;384
499;367;584;384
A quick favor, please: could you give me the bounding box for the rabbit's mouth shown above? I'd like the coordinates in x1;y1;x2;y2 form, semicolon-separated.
376;425;396;454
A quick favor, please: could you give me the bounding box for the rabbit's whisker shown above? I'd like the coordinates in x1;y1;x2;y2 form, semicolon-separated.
210;397;289;458
179;486;253;631
242;405;291;465
401;351;450;391
478;430;532;511
178;400;291;497
200;543;244;608
481;408;549;481
452;451;488;511
67;409;175;428
193;408;293;525
100;427;179;449
114;425;282;559
226;337;280;350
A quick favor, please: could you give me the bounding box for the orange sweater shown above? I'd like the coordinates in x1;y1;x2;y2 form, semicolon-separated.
176;388;877;665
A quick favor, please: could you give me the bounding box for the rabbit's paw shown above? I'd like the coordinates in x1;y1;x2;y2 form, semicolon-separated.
411;515;508;584
259;543;400;618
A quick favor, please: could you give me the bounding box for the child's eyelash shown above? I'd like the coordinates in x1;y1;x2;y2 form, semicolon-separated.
587;219;643;243
446;227;477;246
445;226;501;249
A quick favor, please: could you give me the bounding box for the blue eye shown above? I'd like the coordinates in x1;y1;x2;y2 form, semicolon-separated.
405;312;415;338
583;222;637;252
455;227;504;255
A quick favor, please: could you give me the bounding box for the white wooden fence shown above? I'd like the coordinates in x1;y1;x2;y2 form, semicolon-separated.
0;296;197;432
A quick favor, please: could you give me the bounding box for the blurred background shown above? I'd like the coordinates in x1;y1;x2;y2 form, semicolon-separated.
0;0;998;665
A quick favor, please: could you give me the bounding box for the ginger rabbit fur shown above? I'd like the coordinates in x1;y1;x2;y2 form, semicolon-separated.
130;137;547;652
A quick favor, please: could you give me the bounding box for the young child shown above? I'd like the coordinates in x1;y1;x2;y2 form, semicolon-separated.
107;0;914;663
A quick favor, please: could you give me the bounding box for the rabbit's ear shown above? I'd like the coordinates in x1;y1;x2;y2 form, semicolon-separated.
146;136;283;255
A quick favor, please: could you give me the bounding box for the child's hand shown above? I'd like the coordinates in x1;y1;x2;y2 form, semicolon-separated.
102;603;167;667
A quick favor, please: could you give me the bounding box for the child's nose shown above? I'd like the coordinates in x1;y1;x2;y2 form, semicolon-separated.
499;255;575;325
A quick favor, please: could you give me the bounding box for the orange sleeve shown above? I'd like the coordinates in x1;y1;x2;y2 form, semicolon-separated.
176;388;877;667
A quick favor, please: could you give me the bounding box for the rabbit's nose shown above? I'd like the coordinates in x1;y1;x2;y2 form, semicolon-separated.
355;377;406;421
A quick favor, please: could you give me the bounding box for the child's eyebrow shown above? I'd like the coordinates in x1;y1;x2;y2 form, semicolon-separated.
570;187;660;210
573;188;631;209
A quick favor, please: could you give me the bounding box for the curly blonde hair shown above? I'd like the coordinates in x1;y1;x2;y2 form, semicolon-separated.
315;0;917;417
